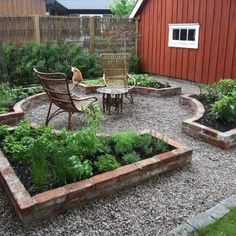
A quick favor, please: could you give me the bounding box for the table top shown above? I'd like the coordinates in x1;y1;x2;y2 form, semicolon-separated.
97;87;128;95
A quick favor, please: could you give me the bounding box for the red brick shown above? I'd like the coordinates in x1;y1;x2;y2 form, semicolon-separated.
34;187;67;209
13;191;35;216
156;151;176;164
90;171;117;190
65;179;93;200
113;164;141;181
135;157;161;172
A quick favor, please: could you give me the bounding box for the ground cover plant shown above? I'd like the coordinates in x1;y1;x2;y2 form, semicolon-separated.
194;79;236;131
0;42;139;86
82;74;170;89
0;82;43;114
197;207;236;236
0;105;173;195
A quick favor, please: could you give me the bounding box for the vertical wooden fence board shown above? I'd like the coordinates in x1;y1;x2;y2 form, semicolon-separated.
156;0;162;74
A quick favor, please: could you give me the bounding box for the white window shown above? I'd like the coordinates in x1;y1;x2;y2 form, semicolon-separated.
168;23;200;49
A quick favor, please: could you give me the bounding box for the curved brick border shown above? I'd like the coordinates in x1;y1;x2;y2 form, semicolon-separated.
0;130;192;223
0;93;48;125
79;82;181;96
167;194;236;236
180;94;236;149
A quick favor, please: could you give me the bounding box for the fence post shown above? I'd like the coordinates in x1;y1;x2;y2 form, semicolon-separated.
89;17;95;54
135;19;139;56
33;15;40;43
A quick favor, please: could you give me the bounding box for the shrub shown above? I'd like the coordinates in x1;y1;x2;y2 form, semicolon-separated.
122;152;140;164
211;91;236;122
112;131;137;155
153;138;169;153
1;42;140;86
94;154;120;172
135;134;153;156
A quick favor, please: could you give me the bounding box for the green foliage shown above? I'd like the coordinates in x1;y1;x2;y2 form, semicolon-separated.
0;125;9;141
0;82;43;113
211;90;236;122
0;120;171;193
112;131;137;155
2;42;103;85
130;74;169;88
95;154;120;172
135;134;153;155
197;207;236;236
122;152;140;164
82;78;105;86
153;137;169;153
203;79;236;100
202;79;236;122
110;0;137;17
53;155;93;184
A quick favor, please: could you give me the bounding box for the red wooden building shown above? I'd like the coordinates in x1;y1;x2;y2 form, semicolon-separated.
130;0;236;84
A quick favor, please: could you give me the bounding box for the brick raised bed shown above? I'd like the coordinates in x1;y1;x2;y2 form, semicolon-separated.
0;93;48;125
79;82;181;96
180;94;236;149
0;130;192;223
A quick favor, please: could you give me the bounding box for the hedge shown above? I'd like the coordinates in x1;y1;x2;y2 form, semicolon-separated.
0;42;139;86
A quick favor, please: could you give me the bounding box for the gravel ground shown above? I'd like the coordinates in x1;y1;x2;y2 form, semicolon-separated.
0;77;236;236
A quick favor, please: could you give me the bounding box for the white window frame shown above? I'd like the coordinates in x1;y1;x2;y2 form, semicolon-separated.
168;23;200;49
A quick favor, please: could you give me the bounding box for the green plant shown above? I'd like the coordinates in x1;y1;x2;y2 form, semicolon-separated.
66;156;93;182
112;131;138;155
110;0;137;17
82;79;105;86
135;134;153;155
203;79;236;100
211;91;236;122
94;154;120;172
122;152;140;164
0;125;9;141
153;138;169;153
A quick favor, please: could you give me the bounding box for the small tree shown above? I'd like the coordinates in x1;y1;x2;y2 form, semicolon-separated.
110;0;137;17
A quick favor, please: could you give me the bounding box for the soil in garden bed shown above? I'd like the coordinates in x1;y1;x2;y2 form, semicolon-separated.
191;95;236;132
2;135;174;196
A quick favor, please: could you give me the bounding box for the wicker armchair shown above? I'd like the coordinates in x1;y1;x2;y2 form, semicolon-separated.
100;53;136;104
33;68;97;130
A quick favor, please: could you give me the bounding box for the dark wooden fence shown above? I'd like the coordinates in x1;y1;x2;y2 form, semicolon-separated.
0;16;138;53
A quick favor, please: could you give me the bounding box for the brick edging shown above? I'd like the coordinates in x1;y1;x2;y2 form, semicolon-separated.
0;130;192;223
167;194;236;236
79;82;181;96
0;93;48;125
179;94;236;149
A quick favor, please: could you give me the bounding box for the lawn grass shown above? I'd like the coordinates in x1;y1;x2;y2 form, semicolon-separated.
197;207;236;236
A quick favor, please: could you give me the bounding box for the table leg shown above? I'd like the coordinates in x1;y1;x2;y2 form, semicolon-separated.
121;94;123;113
108;94;111;115
102;94;105;113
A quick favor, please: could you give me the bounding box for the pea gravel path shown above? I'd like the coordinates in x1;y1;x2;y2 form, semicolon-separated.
0;77;236;236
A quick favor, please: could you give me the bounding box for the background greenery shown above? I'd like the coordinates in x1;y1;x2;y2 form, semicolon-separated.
0;42;139;86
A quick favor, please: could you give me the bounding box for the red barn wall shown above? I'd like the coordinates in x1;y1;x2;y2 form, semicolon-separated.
138;0;236;84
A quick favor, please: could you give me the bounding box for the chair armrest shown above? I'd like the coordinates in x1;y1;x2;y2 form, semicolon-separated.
127;74;136;90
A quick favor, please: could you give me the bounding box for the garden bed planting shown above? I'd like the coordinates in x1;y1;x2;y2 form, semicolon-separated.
79;74;181;96
180;94;236;149
0;122;192;223
0;84;45;125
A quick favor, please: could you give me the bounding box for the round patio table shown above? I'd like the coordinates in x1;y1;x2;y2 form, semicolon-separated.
97;87;128;114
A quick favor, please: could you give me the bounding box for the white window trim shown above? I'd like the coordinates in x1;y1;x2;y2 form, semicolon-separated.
168;23;200;49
